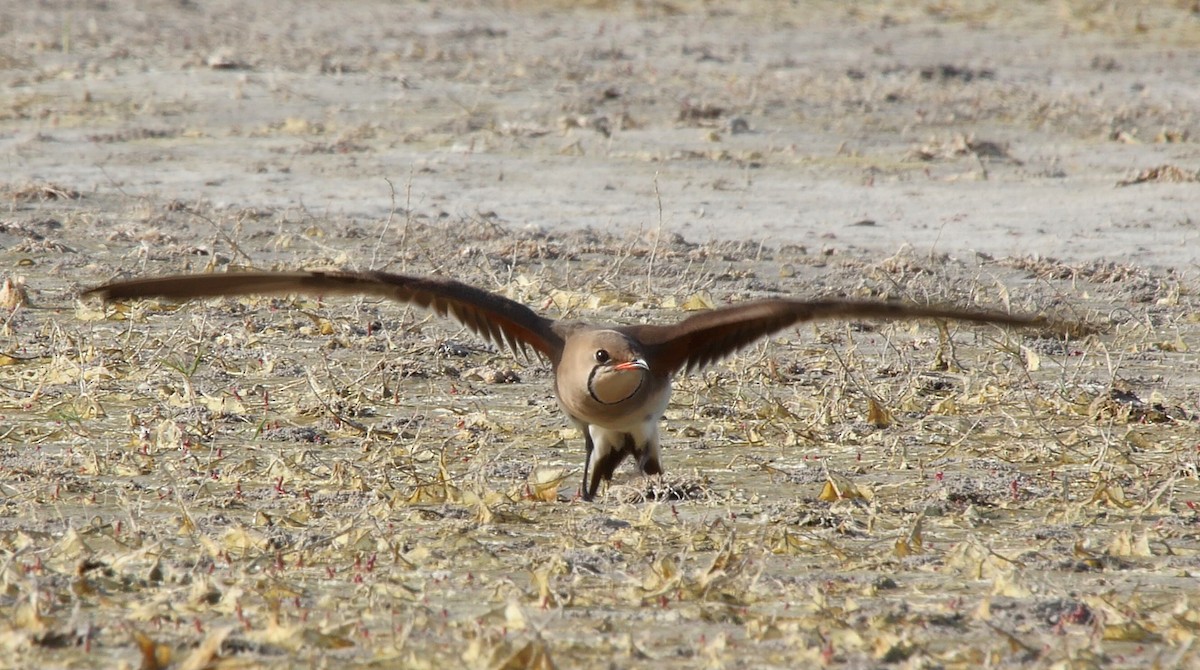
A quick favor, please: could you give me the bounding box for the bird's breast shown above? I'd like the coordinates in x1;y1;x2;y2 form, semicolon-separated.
563;374;671;430
587;367;644;405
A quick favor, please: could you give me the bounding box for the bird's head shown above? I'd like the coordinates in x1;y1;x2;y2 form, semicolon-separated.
567;330;649;406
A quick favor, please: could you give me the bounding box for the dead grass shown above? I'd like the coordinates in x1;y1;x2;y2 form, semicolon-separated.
1;0;1198;665
0;193;1197;668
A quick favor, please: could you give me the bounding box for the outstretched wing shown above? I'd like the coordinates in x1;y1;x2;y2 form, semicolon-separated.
84;270;564;361
622;298;1046;374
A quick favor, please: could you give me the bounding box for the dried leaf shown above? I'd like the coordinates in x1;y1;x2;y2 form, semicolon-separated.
301;628;356;650
1072;542;1105;570
642;556;680;594
474;501;495;524
930;396;958;415
504;600;528;630
548;289;602;311
198;393;247;414
0;275;28;309
495;640;556;670
1090;480;1132;508
1107;529;1153;558
1153;335;1189;352
818;474;869;502
944;539;1017;580
1022;346;1041;371
527;467;567;503
990;569;1032;598
1103;622;1161;643
133;631;172;670
12;601;50;633
895;514;923;557
681;291;715;311
867;397;892;428
176;627;230;670
222;525;268;553
872;632;914;662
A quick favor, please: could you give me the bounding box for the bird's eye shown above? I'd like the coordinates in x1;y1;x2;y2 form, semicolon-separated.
594;349;610;364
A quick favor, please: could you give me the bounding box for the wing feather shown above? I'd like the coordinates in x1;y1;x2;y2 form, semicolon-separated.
83;270;564;361
623;298;1045;375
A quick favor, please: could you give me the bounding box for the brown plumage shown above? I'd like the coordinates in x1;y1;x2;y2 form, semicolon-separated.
84;270;1048;500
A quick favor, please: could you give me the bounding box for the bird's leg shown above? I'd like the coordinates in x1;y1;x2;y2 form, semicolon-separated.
583;431;639;501
637;436;662;476
580;428;597;501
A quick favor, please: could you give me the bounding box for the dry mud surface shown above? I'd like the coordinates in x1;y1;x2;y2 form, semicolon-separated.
2;1;1200;668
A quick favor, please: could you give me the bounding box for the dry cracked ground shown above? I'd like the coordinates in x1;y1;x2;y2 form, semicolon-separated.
2;1;1200;668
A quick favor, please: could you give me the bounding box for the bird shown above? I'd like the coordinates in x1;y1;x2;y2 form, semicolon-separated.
83;270;1049;501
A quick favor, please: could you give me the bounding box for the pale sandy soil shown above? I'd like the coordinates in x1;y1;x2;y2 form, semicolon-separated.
2;1;1199;668
4;1;1200;266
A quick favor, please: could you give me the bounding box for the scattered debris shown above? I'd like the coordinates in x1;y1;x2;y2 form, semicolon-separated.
1116;164;1200;186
